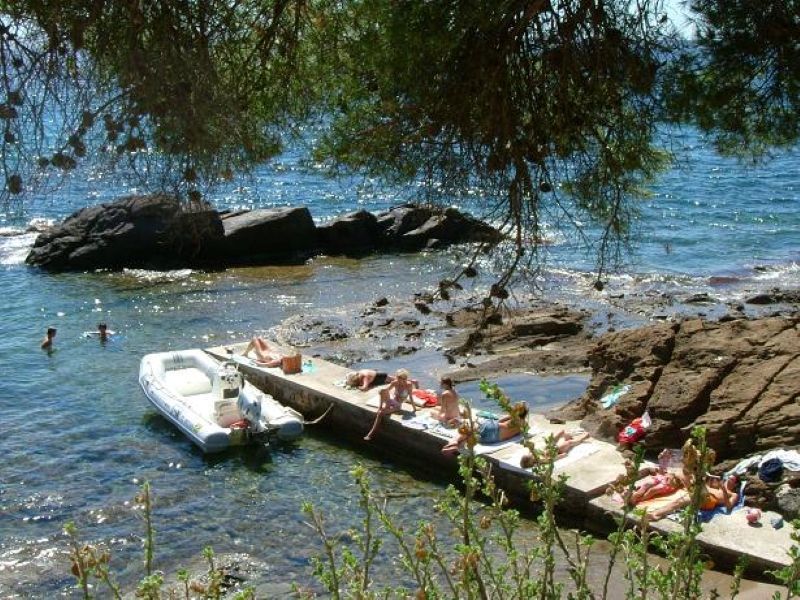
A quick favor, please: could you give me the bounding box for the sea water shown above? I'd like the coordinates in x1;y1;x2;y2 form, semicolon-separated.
0;129;797;596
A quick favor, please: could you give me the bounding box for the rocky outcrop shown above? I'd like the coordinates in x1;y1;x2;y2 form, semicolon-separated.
550;314;800;461
25;194;223;270
26;198;502;271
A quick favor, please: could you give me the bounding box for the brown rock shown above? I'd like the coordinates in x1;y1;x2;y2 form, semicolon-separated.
552;314;800;460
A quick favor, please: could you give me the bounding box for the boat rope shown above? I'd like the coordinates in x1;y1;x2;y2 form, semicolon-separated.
303;402;334;425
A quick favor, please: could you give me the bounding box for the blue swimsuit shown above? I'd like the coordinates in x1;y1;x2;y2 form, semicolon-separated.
477;418;500;444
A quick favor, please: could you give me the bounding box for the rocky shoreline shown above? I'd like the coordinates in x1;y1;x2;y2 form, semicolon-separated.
272;282;799;514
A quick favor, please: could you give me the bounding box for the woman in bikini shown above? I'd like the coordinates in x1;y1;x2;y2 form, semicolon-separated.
363;369;417;441
623;449;687;506
441;402;528;454
241;336;284;367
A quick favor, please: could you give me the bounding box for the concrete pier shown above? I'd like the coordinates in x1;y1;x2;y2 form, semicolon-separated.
206;344;796;575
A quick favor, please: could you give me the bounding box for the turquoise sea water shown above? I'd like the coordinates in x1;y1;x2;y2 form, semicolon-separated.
0;130;797;596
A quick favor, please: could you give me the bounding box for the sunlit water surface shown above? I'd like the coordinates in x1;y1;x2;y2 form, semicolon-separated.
0;129;797;596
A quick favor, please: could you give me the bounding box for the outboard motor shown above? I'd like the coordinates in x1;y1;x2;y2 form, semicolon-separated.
212;362;244;427
238;393;265;433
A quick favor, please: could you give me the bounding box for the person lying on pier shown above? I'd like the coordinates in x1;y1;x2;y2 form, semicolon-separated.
345;369;420;392
363;369;417;441
519;429;590;467
622;449;687;506
435;377;461;426
648;473;739;521
242;336;283;368
441;402;529;454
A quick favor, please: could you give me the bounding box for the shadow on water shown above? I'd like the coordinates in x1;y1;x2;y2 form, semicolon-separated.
141;411;307;473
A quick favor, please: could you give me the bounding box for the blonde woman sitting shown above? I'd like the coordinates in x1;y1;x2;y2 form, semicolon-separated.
364;369;417;441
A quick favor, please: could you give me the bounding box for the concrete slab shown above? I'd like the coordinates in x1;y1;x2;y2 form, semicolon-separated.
588;493;795;573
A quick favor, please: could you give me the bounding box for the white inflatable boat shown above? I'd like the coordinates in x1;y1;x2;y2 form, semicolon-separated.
138;349;303;453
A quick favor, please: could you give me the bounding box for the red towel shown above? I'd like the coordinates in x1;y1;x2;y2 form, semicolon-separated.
412;389;438;407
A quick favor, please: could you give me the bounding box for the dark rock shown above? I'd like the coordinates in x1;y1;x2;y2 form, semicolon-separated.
511;314;583;337
317;210;382;255
747;293;779;305
25;194;223;271
684;292;713;304
374;297;389;307
376;204;502;250
219;206;317;260
746;289;800;305
414;302;431;314
776;484;800;519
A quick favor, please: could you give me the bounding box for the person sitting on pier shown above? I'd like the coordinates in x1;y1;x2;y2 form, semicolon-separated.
435;377;461;426
363;369;417;441
242;336;282;368
648;473;739;521
441;402;528;454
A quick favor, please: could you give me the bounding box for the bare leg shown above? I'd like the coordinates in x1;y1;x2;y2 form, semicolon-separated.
648;491;691;521
243;336;270;358
242;337;257;357
364;389;391;441
441;431;467;454
256;355;282;368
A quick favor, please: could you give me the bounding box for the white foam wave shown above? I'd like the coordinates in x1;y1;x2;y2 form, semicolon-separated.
0;232;37;265
120;268;194;282
751;261;800;282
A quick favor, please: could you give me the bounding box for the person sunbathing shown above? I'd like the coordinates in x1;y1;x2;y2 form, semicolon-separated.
345;369;419;391
519;430;590;468
648;474;739;521
242;336;282;367
624;471;686;506
363;369;417;441
346;369;390;391
621;449;688;506
435;377;461;426
441;402;528;454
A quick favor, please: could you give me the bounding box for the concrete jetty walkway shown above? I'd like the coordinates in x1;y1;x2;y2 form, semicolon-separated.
205;343;796;575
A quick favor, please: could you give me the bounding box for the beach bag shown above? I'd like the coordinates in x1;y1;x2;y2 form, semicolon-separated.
759;458;784;483
281;353;302;375
618;411;650;445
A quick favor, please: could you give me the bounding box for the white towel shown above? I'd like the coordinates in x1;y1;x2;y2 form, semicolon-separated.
494;441;600;474
552;441;601;470
467;435;526;456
